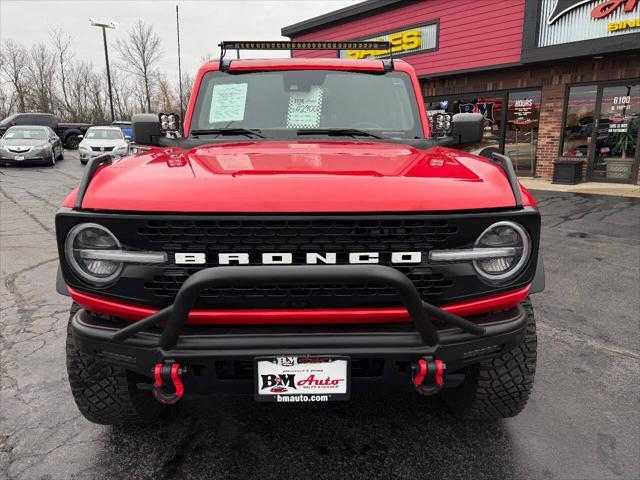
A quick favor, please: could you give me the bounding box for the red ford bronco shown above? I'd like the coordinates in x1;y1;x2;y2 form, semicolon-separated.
56;42;543;424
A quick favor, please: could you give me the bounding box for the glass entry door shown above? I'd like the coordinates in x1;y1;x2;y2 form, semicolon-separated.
591;84;640;183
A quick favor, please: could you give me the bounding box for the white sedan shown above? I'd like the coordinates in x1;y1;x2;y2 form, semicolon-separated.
78;126;130;164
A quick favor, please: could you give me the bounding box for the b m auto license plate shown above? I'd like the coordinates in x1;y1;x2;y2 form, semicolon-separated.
255;356;350;402
15;155;24;161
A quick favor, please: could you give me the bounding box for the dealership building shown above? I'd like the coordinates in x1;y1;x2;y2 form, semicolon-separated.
283;0;640;184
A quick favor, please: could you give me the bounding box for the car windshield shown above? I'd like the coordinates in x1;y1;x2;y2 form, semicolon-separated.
3;127;46;140
190;70;422;139
85;129;123;140
0;114;18;126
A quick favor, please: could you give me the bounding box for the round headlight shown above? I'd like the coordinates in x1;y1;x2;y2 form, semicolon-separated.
65;223;123;285
473;221;531;281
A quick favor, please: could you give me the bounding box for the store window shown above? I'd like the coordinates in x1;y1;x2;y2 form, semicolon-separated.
505;90;541;177
561;83;639;183
562;85;597;157
426;89;541;176
592;84;639;182
426;96;502;151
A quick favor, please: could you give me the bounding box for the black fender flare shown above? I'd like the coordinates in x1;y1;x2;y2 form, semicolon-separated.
530;256;545;294
56;264;70;296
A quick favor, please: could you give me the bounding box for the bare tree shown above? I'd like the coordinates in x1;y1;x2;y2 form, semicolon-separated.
177;72;194;116
115;20;162;112
50;26;75;119
156;75;175;113
0;39;30;112
27;43;57;113
110;69;136;121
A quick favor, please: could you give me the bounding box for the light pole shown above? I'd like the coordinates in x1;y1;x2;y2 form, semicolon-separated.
90;18;117;123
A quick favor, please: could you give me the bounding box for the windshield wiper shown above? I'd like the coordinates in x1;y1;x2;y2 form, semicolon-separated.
191;128;264;138
296;128;384;139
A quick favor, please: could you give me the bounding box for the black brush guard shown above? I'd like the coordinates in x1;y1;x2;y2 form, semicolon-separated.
71;264;529;396
108;264;485;350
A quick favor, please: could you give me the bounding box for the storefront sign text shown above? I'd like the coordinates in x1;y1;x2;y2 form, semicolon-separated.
339;22;438;60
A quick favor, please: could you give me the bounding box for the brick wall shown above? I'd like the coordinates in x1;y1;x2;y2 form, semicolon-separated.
536;84;565;180
422;53;640;182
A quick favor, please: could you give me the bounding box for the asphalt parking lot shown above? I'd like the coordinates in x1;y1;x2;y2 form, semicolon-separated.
1;151;638;480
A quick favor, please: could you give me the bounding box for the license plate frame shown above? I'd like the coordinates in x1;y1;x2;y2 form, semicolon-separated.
254;355;350;402
14;155;25;161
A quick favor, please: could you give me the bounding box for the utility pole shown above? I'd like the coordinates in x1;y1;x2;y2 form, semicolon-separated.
176;5;184;133
90;19;117;123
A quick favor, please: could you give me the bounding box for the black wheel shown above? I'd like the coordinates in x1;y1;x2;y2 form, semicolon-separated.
441;299;537;420
56;146;64;160
65;135;80;150
66;303;164;425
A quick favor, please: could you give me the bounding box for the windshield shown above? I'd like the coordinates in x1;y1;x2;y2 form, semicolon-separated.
85;129;123;140
0;114;18;126
2;127;46;140
191;70;423;139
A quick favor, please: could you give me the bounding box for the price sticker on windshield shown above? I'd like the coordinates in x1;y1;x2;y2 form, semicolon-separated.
209;83;248;123
286;86;323;129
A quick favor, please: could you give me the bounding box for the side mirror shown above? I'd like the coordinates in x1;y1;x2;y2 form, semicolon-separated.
132;113;161;146
449;113;484;146
78;135;84;139
125;135;132;141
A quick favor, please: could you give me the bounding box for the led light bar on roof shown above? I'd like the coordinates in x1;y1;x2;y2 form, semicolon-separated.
219;41;391;51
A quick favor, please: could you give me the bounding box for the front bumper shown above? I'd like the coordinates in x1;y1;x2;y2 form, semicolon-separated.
79;149;127;161
0;150;51;165
70;265;529;394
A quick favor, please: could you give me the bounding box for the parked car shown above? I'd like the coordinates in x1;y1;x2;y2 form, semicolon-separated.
111;120;133;138
0;113;92;150
78;126;130;164
0;125;63;166
57;42;543;425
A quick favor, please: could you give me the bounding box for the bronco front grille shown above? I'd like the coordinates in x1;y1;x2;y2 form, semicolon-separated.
56;211;541;310
137;218;458;252
137;218;457;308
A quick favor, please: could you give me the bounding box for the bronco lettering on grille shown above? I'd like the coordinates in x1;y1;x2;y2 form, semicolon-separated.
174;251;423;265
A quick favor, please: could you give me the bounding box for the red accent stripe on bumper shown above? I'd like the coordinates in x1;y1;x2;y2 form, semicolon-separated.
67;285;531;325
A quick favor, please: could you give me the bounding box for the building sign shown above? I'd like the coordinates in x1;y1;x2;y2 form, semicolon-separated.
338;22;438;59
459;101;496;124
538;0;639;46
513;98;535;125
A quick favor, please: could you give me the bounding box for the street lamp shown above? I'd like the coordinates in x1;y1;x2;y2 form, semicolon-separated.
90;18;117;123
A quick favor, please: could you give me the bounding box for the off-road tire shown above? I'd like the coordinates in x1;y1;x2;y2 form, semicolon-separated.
441;299;537;420
66;303;164;425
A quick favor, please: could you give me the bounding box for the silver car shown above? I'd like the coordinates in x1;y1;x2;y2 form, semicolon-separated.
0;125;63;167
78;126;130;164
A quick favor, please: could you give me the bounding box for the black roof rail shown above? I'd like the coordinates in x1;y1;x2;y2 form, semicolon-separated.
74;154;113;210
490;152;523;209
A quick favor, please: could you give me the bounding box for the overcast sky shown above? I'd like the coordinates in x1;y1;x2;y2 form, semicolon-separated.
0;0;358;78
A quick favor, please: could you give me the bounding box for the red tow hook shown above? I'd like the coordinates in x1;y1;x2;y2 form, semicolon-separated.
152;361;185;405
412;357;446;396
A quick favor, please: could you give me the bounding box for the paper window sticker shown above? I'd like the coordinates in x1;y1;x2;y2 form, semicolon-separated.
209;83;248;124
286;86;324;128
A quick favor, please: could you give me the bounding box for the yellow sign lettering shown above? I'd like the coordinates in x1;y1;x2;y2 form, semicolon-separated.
608;18;640;31
344;28;423;59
